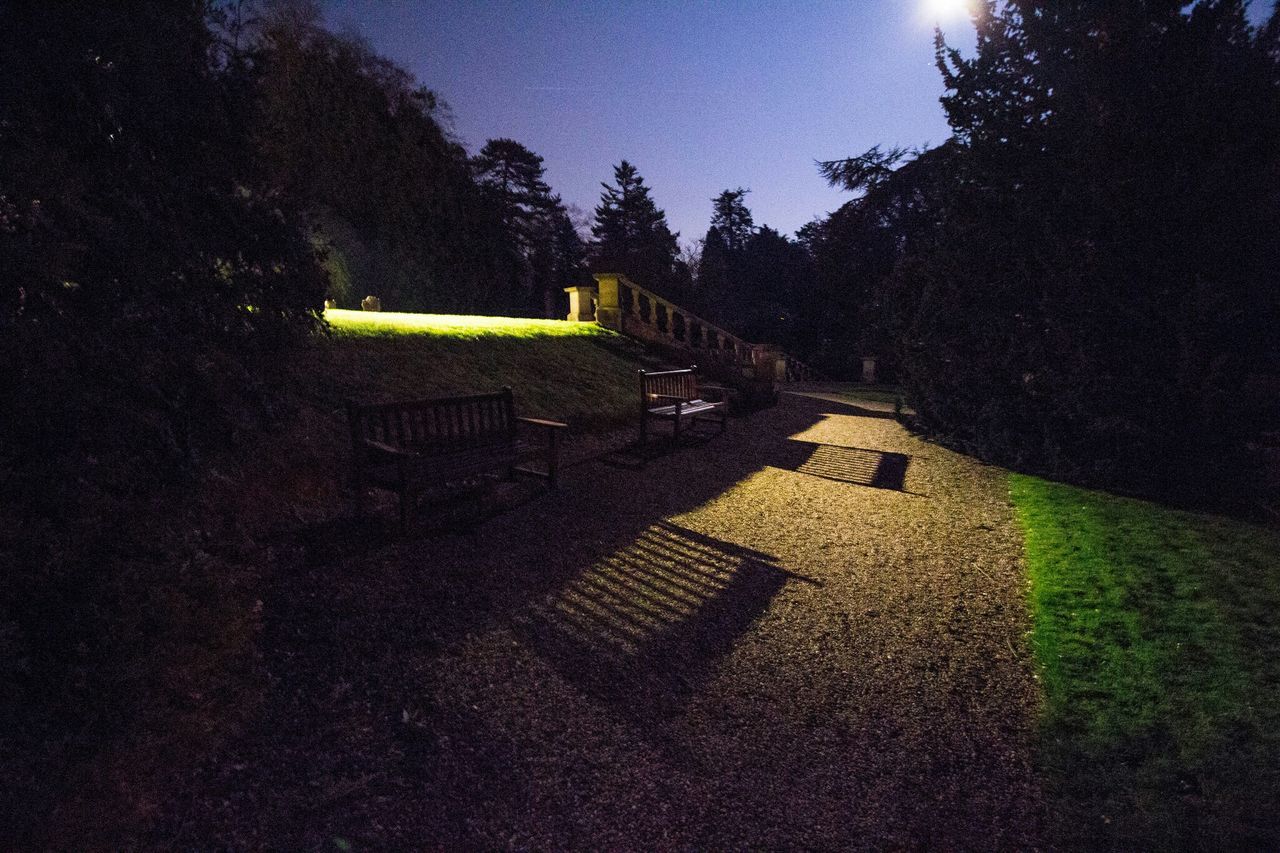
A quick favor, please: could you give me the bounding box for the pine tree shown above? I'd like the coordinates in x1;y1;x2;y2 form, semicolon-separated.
528;197;587;317
472;138;559;312
698;188;756;324
590;160;680;297
472;138;555;253
709;188;753;253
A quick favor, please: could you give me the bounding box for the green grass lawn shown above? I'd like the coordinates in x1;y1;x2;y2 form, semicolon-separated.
316;309;641;428
1011;475;1280;849
324;308;612;340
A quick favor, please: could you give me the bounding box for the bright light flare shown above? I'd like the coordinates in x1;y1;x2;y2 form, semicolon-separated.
922;0;973;23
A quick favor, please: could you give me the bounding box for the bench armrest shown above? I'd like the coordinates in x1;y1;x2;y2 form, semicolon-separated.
517;416;569;429
647;393;692;402
699;384;732;393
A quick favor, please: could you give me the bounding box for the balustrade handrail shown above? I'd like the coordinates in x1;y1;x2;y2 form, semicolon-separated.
613;275;754;358
591;272;826;381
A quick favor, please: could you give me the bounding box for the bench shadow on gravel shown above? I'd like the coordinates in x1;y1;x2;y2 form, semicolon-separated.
514;520;820;724
776;440;911;491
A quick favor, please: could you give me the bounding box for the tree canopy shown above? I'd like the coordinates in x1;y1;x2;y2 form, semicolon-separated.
590;161;683;299
826;0;1280;498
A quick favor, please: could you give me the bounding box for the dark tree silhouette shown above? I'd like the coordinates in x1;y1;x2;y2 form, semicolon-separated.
850;0;1280;499
247;9;517;312
473;139;586;317
590;161;682;299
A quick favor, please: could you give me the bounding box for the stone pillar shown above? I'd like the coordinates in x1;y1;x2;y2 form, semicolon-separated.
564;285;598;322
756;345;787;381
861;355;878;384
592;273;624;331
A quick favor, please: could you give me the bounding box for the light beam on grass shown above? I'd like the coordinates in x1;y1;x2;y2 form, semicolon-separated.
324;308;612;340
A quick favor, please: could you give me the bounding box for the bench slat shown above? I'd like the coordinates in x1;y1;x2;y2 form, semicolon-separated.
347;387;560;532
637;367;728;459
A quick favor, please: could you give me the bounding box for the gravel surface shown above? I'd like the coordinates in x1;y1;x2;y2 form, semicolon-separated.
147;391;1043;849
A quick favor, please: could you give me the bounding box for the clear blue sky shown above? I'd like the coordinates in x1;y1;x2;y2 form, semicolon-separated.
322;0;1274;243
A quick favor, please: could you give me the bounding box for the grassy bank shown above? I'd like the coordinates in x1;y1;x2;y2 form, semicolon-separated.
1011;475;1280;849
227;311;648;530
320;309;640;428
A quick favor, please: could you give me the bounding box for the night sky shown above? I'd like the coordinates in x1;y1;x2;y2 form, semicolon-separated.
323;0;1273;243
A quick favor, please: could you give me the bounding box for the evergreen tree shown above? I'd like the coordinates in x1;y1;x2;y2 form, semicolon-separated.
880;0;1280;499
738;224;812;344
472;138;555;252
590;160;681;298
528;198;588;317
698;189;754;322
472;138;559;313
709;188;753;253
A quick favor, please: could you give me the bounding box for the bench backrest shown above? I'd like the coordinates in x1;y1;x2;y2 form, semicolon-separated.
639;367;700;409
347;388;517;456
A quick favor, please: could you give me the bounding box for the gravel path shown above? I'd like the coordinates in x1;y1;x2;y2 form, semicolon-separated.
150;391;1043;849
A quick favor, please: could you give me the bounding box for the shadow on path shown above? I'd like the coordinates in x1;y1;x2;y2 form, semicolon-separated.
776;440;912;491
515;521;819;722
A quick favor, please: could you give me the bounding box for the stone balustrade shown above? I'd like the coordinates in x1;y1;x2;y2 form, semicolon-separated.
581;272;826;383
591;272;762;365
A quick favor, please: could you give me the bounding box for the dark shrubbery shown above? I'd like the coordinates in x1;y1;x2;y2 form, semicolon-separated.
817;2;1280;502
0;2;325;834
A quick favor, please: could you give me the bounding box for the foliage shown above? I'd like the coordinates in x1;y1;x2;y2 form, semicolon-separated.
472;139;587;317
698;188;753;319
0;0;327;471
590;161;686;301
848;1;1280;498
800;143;958;378
696;189;814;357
709;188;754;253
244;4;519;312
0;0;325;839
1012;473;1280;848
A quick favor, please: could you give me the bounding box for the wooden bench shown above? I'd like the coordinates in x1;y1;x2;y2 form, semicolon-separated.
346;387;566;531
638;367;729;456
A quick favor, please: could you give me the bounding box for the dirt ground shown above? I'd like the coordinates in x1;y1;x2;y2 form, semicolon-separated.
144;391;1044;849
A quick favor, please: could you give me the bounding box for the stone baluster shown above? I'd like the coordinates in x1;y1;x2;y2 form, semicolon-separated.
631;287;642;320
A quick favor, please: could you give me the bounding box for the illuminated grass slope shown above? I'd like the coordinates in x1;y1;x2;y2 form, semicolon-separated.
312;309;640;428
1011;474;1280;849
324;308;614;340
